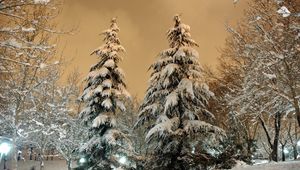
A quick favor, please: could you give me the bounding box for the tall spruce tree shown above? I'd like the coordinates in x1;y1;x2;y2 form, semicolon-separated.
79;18;132;170
135;15;224;169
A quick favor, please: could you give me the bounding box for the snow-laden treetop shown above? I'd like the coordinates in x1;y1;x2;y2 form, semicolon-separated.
90;17;125;61
167;14;198;48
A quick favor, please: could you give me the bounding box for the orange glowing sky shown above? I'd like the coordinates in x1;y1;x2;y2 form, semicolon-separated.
57;0;248;98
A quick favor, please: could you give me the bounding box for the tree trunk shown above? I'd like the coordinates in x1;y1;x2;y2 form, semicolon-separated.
271;145;278;162
292;145;298;160
46;150;49;161
40;160;44;170
281;145;286;161
12;112;18;170
51;149;54;161
271;112;281;162
67;160;72;170
246;139;254;160
30;147;33;160
294;101;300;127
259;116;275;161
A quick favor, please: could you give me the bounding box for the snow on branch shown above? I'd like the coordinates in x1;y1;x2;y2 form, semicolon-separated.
102;98;113;109
178;78;195;98
277;6;291;17
145;117;179;143
34;0;51;5
164;91;179;113
92;113;116;128
160;63;179;77
79;136;102;152
184;120;225;136
0;56;31;66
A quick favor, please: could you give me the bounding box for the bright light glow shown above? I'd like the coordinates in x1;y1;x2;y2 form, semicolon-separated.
297;140;300;146
0;143;11;155
191;147;195;154
283;149;289;154
79;157;86;164
119;156;127;164
254;160;269;165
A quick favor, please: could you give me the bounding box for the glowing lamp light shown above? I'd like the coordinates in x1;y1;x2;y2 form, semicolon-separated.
191;147;195;154
283;149;289;154
0;143;11;155
119;156;127;164
79;157;86;164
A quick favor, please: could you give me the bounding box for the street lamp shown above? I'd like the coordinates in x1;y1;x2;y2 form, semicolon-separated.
0;142;11;170
191;147;195;154
283;148;289;154
0;143;10;155
79;157;86;164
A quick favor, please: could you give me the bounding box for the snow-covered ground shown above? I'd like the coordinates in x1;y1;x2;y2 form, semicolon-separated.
1;159;300;170
233;160;300;170
0;160;67;170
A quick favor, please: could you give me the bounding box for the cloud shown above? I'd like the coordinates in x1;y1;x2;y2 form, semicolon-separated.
58;0;248;98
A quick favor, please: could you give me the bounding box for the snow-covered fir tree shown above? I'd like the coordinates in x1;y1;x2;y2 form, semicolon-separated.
135;15;224;170
79;18;133;170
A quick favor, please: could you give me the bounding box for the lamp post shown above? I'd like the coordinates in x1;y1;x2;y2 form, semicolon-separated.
0;142;11;170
